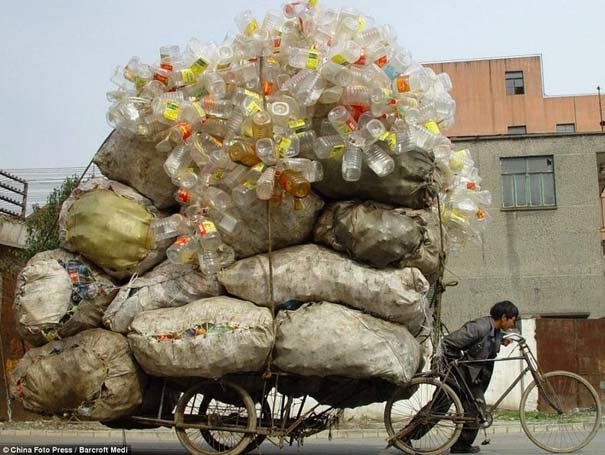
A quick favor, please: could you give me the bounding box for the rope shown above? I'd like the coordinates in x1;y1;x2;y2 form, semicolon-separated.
431;194;448;351
263;200;277;379
0;325;12;422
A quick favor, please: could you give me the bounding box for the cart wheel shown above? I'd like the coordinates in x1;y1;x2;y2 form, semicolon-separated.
200;396;270;454
175;380;257;455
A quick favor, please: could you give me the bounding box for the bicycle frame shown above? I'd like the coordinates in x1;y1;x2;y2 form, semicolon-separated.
437;333;555;426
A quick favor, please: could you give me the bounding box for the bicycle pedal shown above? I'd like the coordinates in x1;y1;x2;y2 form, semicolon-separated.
481;439;490;445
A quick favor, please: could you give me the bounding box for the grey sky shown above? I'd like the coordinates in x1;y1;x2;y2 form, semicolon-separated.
1;0;602;169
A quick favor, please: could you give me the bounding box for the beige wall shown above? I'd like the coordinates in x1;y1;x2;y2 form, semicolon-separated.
427;56;603;136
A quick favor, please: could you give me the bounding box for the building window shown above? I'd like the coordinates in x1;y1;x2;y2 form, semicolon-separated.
508;125;527;134
501;156;556;209
505;71;525;95
556;123;576;133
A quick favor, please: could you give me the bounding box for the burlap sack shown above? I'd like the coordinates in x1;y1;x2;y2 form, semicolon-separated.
274;302;422;385
10;329;144;421
93;129;177;209
14;249;116;346
218;244;429;333
128;296;274;377
59;177;165;280
103;260;223;333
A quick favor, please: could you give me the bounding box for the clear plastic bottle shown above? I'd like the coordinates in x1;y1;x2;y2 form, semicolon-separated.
283;157;323;182
341;146;363;182
314;134;344;159
296;130;317;155
224;109;245;140
198;249;221;276
278;169;310;198
327;106;358;139
340;86;372;106
228;138;261;167
201;95;233;118
255;138;278;165
193;217;223;251
203;71;227;98
149;213;186;243
235;10;259;36
167;235;198;264
287;47;322;70
251;110;273;140
231;163;265;207
275;133;300;158
364;144;395;177
256;166;276;200
328;40;362;66
219;163;249;190
164;145;192;178
381;48;413;80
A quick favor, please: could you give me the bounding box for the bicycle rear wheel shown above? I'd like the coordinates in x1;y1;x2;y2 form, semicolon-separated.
384;377;463;455
520;370;601;453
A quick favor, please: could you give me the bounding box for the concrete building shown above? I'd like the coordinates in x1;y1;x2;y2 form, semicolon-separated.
426;55;604;137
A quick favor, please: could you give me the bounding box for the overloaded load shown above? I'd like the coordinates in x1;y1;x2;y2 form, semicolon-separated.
220;194;324;258
218;243;429;333
314;201;441;279
93;130;178;210
59;177;165;280
274;302;422;385
10;329;144;421
14;249;116;346
128;296;274;377
309;148;438;208
103;260;224;333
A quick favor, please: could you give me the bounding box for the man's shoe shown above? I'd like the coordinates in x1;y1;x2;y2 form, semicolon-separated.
450;445;480;454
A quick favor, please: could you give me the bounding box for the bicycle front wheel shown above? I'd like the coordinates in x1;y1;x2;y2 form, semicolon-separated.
385;377;463;455
520;370;601;453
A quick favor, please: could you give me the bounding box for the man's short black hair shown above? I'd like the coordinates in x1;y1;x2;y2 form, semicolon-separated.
490;300;519;320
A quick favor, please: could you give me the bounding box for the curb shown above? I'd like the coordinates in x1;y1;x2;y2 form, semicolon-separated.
0;423;525;441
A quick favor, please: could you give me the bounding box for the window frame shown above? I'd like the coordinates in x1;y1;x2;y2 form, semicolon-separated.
500;155;557;210
507;125;527;135
556;123;576;133
505;71;525;95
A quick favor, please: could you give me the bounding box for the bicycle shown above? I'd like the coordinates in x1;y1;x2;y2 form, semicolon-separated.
384;332;602;454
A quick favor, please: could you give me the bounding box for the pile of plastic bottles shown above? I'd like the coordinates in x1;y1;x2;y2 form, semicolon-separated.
106;0;491;273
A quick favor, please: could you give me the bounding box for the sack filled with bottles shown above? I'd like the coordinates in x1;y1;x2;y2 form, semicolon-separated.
127;296;275;377
218;243;429;333
93;129;178;210
274;301;422;385
103;259;224;333
59;177;166;279
14;249;117;346
10;328;145;421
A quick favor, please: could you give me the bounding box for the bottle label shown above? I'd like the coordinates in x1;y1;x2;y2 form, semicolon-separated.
153;71;169;85
277;137;292;156
197;220;217;236
294;197;305;210
357;17;366;32
245;19;258;36
252;162;266;172
331;54;349;65
176;122;193;140
375;55;388;68
329;144;345;159
181;69;198;83
383;65;399;80
243;180;257;189
211;168;225;181
424;121;440;134
378;131;397;150
190;58;209;75
306;50;320;70
288;118;307;130
396;76;410;93
244;89;262;100
273;37;282;53
164;102;180;121
246;101;263;115
192;102;206;119
176;189;191;204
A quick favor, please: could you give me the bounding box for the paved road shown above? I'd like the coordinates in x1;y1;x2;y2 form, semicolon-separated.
1;430;604;455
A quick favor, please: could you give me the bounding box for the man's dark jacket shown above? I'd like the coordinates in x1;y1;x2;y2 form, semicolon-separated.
441;315;503;385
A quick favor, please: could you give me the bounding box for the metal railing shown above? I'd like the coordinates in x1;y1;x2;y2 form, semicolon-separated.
0;170;28;219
